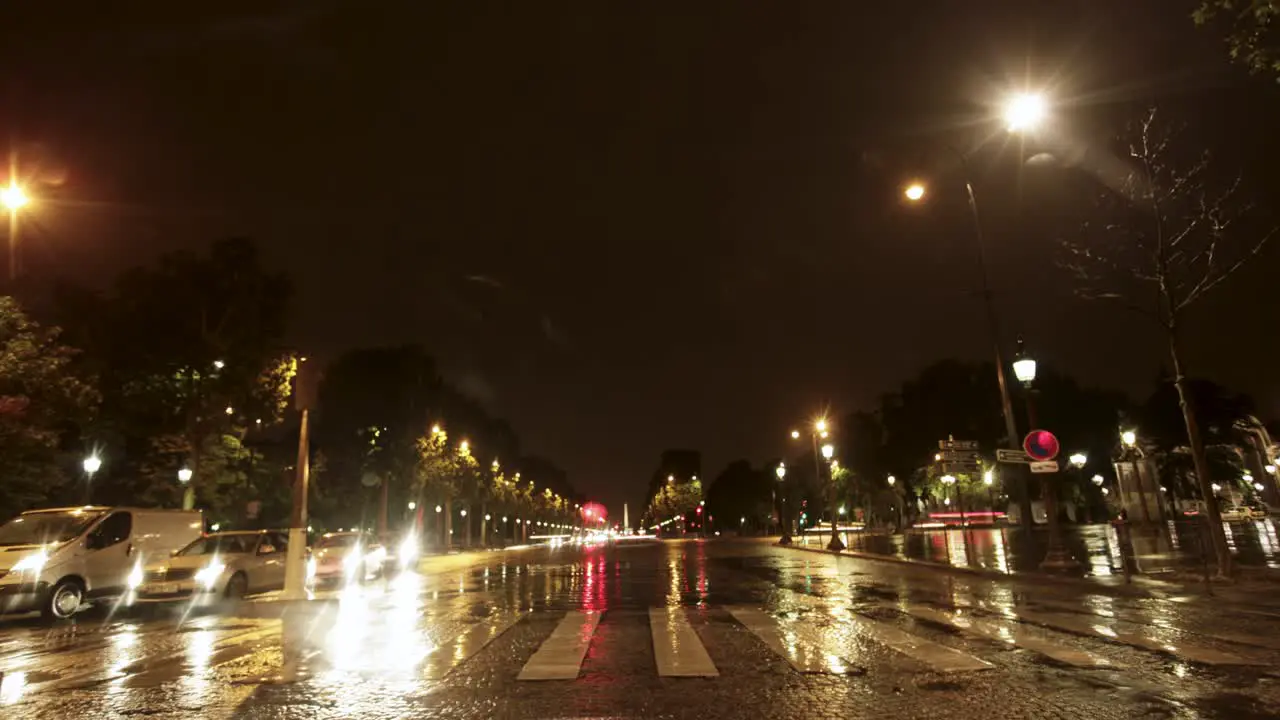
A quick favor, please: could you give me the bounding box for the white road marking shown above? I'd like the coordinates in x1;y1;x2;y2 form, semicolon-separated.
1010;609;1265;666
649;607;718;677
848;613;993;673
900;604;1111;668
423;611;527;679
518;611;601;681
727;606;851;673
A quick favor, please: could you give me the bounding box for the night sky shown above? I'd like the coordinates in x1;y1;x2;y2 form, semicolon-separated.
5;2;1278;514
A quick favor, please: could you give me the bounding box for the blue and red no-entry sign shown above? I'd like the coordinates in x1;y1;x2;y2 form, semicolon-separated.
1023;430;1060;461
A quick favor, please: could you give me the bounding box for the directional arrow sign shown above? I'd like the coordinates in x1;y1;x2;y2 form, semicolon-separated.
996;449;1031;464
1023;430;1060;462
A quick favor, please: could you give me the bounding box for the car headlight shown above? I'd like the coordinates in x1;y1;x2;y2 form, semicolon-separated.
11;549;48;574
127;563;144;590
306;557;316;580
194;561;226;588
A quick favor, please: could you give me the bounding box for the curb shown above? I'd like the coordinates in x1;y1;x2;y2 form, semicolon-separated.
774;541;1173;598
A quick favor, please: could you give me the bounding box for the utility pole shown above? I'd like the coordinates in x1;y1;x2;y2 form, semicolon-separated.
282;357;318;600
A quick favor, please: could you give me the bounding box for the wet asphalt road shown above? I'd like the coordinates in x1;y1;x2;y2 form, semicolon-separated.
2;538;1280;719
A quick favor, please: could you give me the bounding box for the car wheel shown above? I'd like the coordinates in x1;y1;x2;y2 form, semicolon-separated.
224;572;249;600
43;578;85;621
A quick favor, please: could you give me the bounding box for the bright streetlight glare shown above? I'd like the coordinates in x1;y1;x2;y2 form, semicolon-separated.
1069;452;1087;468
904;183;925;201
814;419;827;433
1121;430;1137;447
887;475;896;486
1012;356;1037;384
790;430;800;439
983;470;994;485
83;455;102;474
407;501;417;510
1092;474;1104;487
1;184;27;210
1003;92;1046;132
820;444;834;459
177;467;193;483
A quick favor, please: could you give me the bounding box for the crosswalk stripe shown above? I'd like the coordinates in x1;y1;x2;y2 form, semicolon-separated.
1009;609;1264;667
726;606;851;674
1026;598;1280;652
899;605;1110;668
848;613;993;673
423;610;527;679
649;607;718;677
518;611;601;681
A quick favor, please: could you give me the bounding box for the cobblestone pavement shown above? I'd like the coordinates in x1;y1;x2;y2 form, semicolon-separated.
2;538;1280;719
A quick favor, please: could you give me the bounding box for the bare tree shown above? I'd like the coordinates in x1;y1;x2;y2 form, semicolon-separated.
1062;107;1275;577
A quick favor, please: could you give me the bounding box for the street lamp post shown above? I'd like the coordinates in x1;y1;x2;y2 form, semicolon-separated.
820;442;841;550
776;463;791;545
82;454;102;504
1013;339;1078;572
1069;452;1088;522
178;466;194;510
902;92;1048;529
791;418;843;551
983;469;996;518
3;173;29;282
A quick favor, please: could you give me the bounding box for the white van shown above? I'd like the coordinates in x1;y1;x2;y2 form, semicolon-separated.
0;506;203;619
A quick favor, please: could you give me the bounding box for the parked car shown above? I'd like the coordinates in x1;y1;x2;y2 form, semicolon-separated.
135;530;290;604
0;506;203;619
307;531;386;586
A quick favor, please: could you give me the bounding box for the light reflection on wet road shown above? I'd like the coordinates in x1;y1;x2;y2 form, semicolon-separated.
2;538;1279;719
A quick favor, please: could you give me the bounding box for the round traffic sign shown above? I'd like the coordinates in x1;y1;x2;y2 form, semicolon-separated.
1023;430;1060;461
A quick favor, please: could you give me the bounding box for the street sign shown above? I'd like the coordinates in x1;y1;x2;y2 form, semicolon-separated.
938;451;982;463
939;439;979;450
1023;430;1061;461
1030;461;1059;474
996;449;1031;464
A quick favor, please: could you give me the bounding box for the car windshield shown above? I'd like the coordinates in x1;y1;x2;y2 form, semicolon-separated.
317;534;360;549
0;510;106;546
177;534;258;556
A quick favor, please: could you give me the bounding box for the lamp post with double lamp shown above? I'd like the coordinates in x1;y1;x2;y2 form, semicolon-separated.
82;454;102;504
902;92;1048;528
776;462;791;545
791;418;842;550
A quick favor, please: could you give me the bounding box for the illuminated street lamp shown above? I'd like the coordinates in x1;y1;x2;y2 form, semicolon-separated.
903;183;925;201
82;454;102;504
1121;430;1138;448
1003;92;1047;132
1012;344;1037;387
1;183;27;210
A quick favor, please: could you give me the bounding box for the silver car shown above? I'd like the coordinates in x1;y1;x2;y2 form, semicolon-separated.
136;530;290;603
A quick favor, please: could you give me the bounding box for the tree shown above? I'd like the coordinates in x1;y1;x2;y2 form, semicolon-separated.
1062;108;1276;576
315;345;441;530
52;238;295;515
1194;1;1280;78
0;297;99;518
705;460;772;532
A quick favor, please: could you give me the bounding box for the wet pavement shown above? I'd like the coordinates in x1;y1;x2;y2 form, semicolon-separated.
3;538;1280;719
795;518;1280;577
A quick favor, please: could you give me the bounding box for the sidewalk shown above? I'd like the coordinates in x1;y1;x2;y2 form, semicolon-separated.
774;535;1280;608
